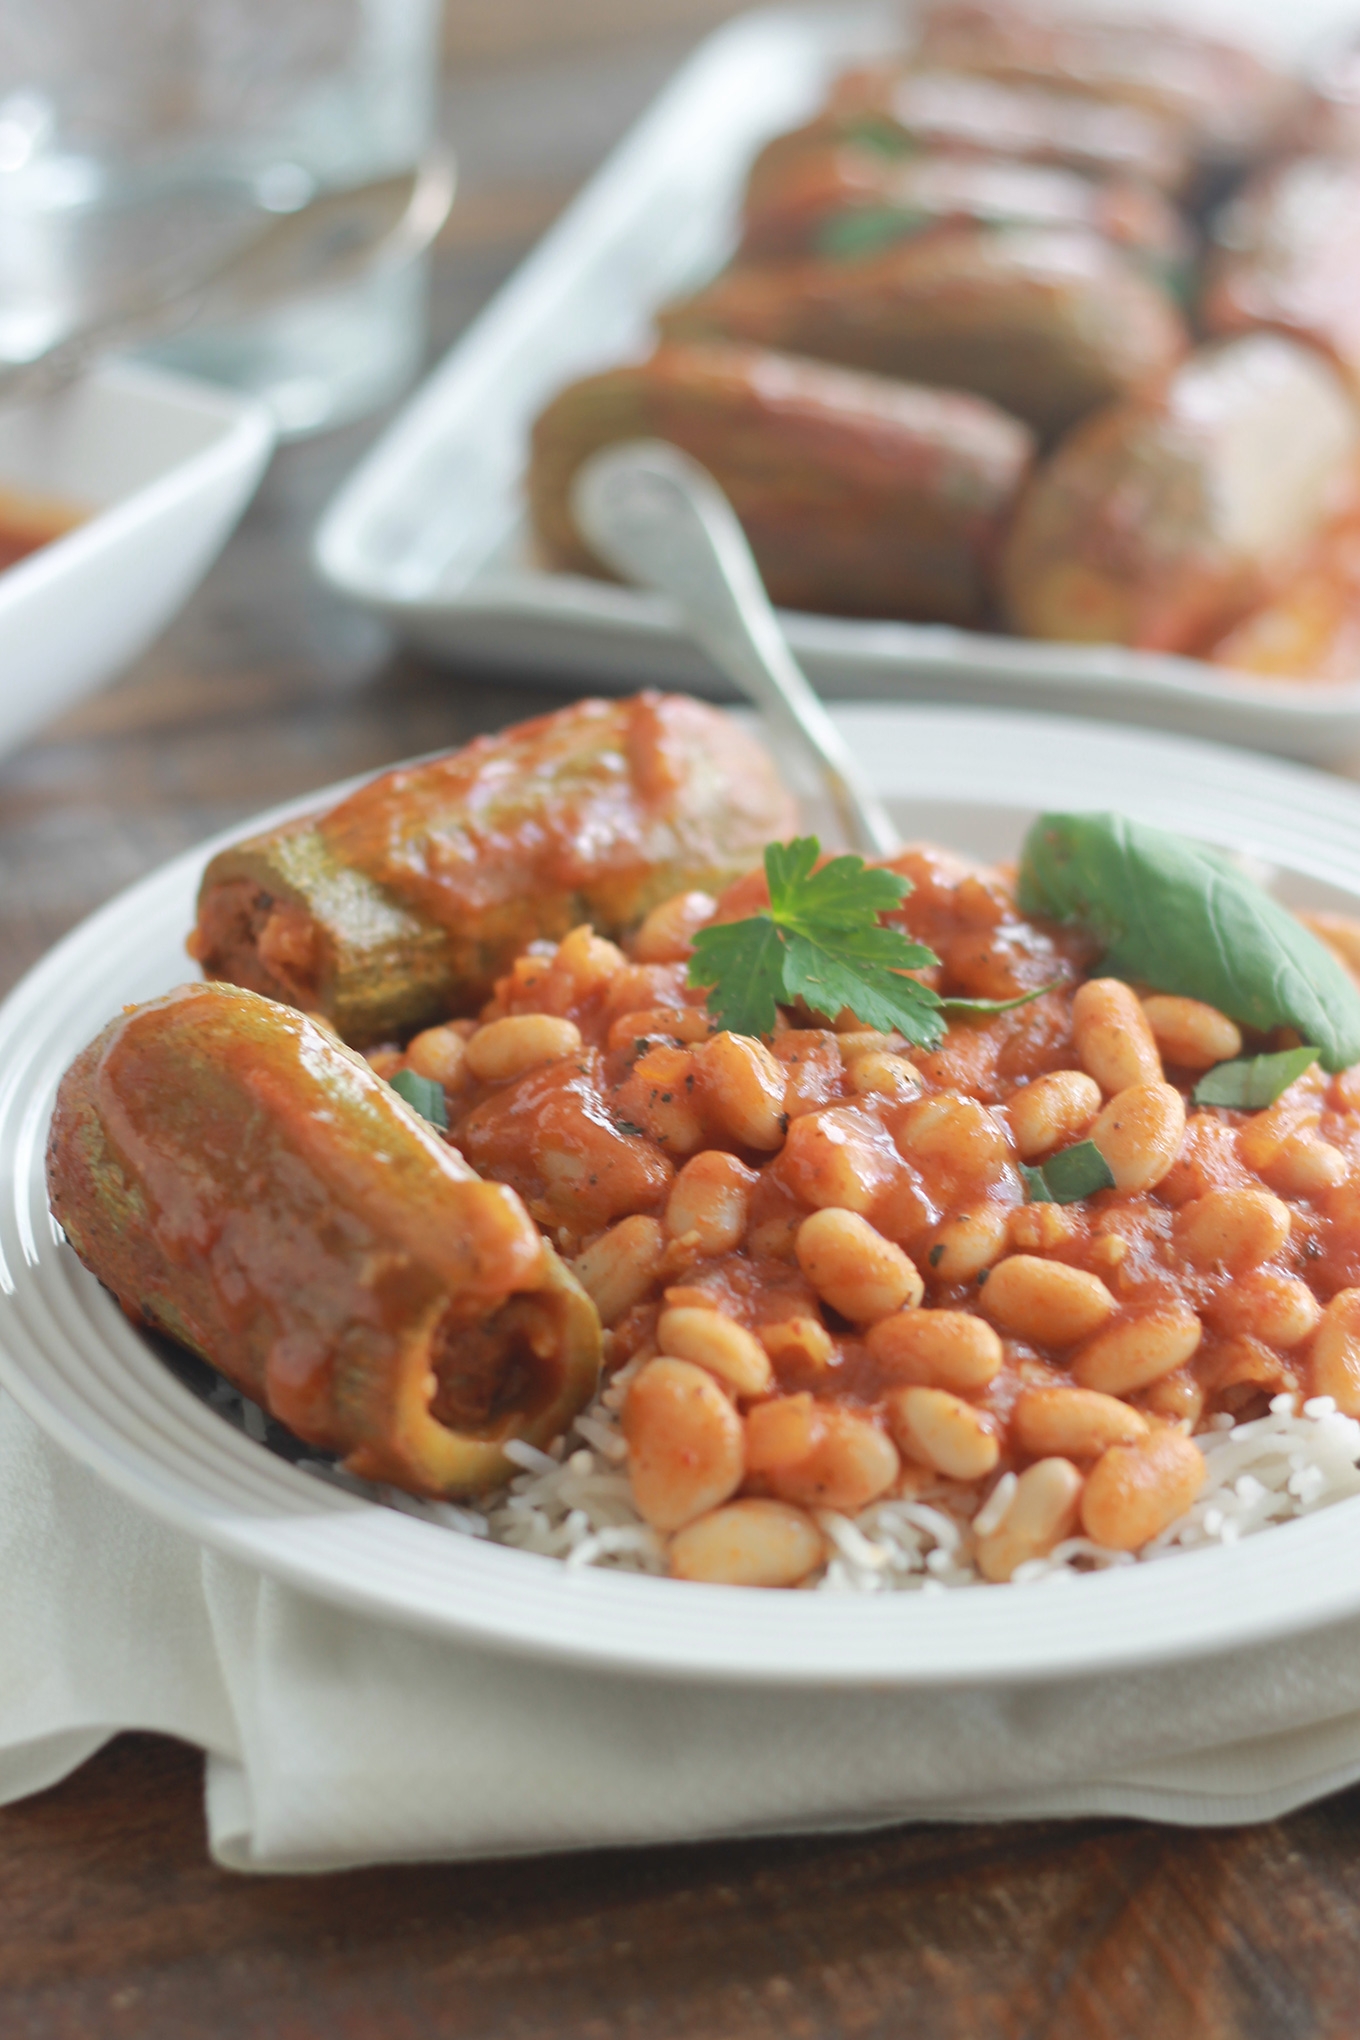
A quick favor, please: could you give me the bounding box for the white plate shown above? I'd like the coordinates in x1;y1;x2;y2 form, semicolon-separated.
316;2;1360;767
0;360;274;758
7;705;1360;1686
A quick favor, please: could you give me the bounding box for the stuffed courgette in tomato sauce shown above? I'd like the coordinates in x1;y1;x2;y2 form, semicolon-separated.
47;981;601;1497
190;692;795;1048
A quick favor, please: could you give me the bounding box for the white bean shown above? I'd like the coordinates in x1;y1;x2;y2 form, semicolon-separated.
981;1256;1116;1347
571;1215;665;1326
1089;1082;1185;1194
1140;995;1241;1071
1071;1304;1202;1395
1012;1385;1149;1458
766;1407;900;1513
657;1306;773;1398
1080;1429;1205;1552
865;1309;1003;1392
664;1151;758;1257
1311;1290;1360;1415
887;1386;1000;1481
668;1500;824;1587
975;1458;1084;1582
465;1014;582;1083
623;1358;744;1531
1072;979;1162;1095
795;1208;923;1324
695;1032;787;1150
1008;1070;1102;1161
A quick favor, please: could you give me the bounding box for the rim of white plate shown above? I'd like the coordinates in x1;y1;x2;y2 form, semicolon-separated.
7;705;1360;1688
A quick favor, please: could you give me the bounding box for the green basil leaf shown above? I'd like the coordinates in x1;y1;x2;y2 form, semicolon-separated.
1193;1046;1320;1109
389;1068;448;1130
1022;1140;1116;1205
1043;1140;1117;1202
816;206;928;261
1017;812;1360;1073
842;116;911;158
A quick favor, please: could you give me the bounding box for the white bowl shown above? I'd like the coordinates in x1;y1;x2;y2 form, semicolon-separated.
9;707;1360;1687
0;358;274;757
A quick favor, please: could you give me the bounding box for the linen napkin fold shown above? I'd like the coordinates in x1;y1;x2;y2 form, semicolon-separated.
4;1391;1360;1875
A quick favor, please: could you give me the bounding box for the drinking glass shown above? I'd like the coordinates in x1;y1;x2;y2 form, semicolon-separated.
0;0;445;435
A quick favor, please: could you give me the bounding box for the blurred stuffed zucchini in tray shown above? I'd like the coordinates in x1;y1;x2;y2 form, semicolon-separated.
524;0;1360;684
736;145;1192;297
657;228;1186;442
1000;336;1360;652
745;67;1193;203
529;342;1035;625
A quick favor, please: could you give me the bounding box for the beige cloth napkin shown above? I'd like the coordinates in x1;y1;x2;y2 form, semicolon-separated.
4;1393;1360;1874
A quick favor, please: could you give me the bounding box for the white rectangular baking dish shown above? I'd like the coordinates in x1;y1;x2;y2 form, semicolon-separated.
314;1;1360;765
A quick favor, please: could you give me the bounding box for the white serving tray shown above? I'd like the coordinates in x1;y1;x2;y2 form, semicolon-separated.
314;3;1360;765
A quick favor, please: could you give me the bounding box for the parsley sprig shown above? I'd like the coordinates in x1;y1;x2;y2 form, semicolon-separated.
687;837;1046;1045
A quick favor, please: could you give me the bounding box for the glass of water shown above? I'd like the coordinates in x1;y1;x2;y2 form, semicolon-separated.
0;0;445;435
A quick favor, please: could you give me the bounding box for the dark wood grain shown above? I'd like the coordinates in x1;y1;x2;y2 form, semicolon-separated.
3;11;1360;2035
3;1734;1360;2039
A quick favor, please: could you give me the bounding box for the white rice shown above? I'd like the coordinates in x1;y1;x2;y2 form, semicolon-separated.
207;1362;1360;1589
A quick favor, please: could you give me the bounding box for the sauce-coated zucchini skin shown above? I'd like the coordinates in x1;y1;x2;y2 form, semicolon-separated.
737;145;1191;298
913;2;1301;176
744;71;1192;208
47;981;602;1497
658;228;1187;441
1202;158;1360;398
1208;509;1360;683
191;693;796;1046
1001;336;1360;654
530;341;1034;625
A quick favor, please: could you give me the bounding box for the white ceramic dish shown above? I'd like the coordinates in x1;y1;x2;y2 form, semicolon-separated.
316;2;1360;767
0;359;274;758
6;705;1360;1686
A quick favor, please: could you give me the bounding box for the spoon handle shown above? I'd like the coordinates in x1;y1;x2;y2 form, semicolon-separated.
572;440;900;859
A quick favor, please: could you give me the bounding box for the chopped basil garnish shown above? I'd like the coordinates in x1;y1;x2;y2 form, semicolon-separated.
389;1068;448;1130
1193;1046;1319;1110
1021;1140;1115;1205
817;206;925;261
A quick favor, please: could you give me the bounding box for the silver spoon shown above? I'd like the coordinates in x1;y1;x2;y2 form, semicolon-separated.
572;439;900;858
0;147;457;411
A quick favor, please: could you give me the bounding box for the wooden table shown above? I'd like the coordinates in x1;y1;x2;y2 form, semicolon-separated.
3;13;1359;2034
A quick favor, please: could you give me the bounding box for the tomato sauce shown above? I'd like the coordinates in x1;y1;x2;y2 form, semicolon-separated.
0;484;84;574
